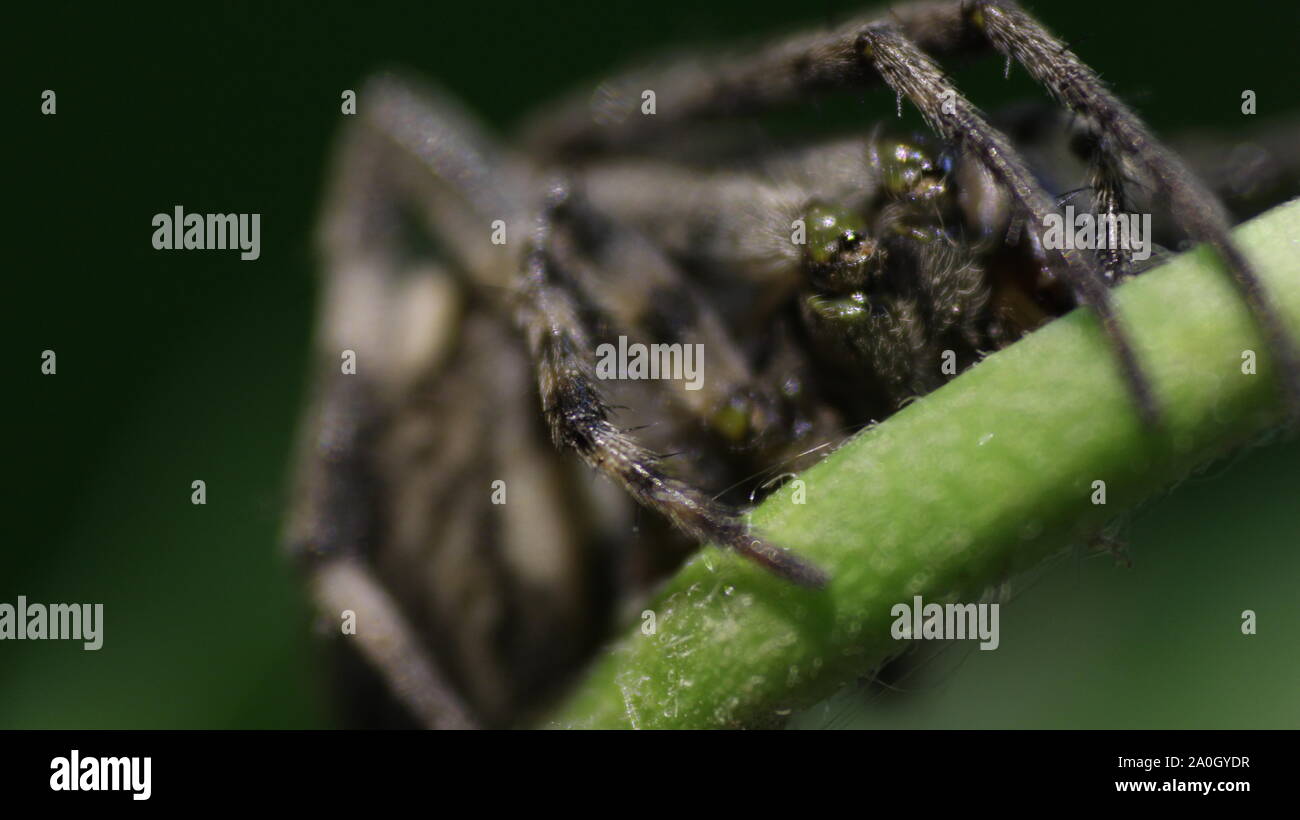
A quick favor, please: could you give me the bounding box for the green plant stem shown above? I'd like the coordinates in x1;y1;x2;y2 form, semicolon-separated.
548;200;1300;729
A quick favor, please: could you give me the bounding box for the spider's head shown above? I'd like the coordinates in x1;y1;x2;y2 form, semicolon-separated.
871;137;953;203
802;202;884;292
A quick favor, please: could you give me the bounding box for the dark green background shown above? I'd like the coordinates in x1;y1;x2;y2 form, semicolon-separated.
7;0;1298;728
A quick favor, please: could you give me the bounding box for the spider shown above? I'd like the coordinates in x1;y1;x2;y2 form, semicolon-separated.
285;0;1300;728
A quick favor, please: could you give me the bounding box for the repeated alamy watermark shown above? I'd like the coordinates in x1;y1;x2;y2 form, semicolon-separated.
0;596;103;650
1042;205;1152;262
151;205;261;260
595;335;704;390
891;594;999;650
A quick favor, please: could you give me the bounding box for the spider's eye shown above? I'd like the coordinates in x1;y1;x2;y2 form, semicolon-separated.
803;203;882;292
711;391;779;444
712;399;752;443
874;138;949;201
805;203;872;263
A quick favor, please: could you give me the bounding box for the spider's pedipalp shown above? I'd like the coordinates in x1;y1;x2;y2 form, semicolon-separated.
969;0;1300;415
512;192;829;588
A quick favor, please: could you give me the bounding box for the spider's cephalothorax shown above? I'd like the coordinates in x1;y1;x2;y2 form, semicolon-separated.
286;1;1300;728
796;137;999;409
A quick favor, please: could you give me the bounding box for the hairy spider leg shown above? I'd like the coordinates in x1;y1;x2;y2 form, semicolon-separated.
969;0;1300;416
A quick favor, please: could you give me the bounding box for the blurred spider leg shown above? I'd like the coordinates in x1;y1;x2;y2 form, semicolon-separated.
286;375;478;730
512;183;829;588
857;23;1160;425
332;72;531;283
968;0;1300;415
519;1;996;156
285;79;511;728
1171;117;1300;217
311;555;479;730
